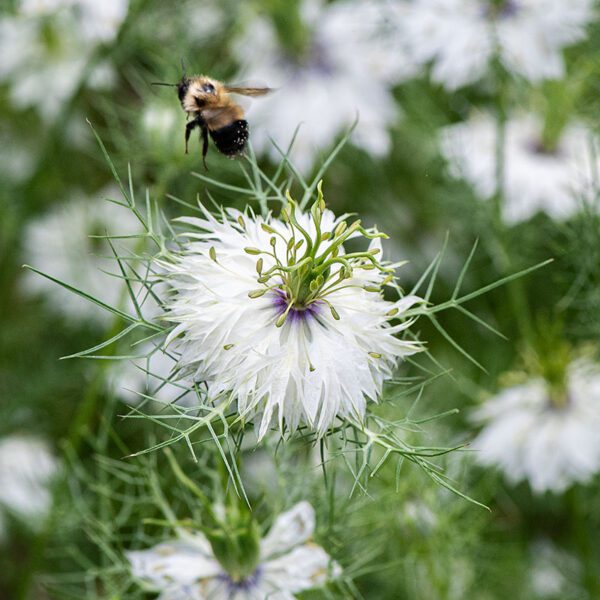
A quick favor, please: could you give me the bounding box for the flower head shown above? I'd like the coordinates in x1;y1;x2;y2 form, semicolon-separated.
400;0;593;90
472;359;600;493
161;192;421;438
127;501;339;599
440;112;599;223
0;435;58;537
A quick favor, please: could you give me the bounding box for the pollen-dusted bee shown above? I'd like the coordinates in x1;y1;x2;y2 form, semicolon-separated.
153;74;271;168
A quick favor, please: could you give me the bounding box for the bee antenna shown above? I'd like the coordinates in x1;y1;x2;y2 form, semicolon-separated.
151;81;178;87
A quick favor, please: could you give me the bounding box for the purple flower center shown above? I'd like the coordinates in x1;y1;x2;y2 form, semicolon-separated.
272;290;321;323
482;0;520;19
216;567;263;595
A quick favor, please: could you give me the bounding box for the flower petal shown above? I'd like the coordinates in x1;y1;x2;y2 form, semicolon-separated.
127;534;220;588
260;501;315;559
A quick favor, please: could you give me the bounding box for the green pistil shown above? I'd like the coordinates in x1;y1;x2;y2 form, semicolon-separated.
244;185;392;326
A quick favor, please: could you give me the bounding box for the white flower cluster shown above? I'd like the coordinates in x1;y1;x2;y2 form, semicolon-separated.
233;0;415;171
0;0;128;121
400;0;593;90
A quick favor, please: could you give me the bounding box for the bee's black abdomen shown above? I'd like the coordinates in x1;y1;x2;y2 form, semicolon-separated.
209;120;249;157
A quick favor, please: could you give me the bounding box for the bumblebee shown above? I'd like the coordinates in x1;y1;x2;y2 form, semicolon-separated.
154;74;271;168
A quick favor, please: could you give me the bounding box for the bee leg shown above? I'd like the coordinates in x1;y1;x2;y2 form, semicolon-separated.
185;119;200;154
201;126;209;171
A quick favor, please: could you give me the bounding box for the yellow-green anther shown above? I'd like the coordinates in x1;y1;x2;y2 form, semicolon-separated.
382;274;393;285
316;274;324;287
270;237;277;247
349;219;362;232
275;312;288;327
369;352;382;359
369;247;381;255
364;285;380;293
287;238;295;251
237;215;246;229
334;221;347;237
321;231;331;241
295;240;304;250
280;208;289;222
248;289;268;298
387;308;399;316
223;344;234;350
329;304;340;320
331;246;339;257
256;258;263;274
257;275;270;283
261;223;276;234
309;279;319;292
209;247;217;262
361;264;376;270
316;180;326;211
311;200;321;224
244;247;262;255
309;363;316;372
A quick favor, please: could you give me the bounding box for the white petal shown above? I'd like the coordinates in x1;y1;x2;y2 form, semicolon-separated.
262;544;336;593
127;535;220;588
260;502;315;559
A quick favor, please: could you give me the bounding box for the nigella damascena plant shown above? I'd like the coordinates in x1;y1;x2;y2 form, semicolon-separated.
159;186;422;439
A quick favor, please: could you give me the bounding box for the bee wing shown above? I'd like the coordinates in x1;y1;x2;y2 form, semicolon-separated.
224;83;274;97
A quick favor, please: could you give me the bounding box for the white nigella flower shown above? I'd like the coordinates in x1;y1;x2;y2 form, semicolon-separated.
233;0;414;172
160;194;421;439
0;0;126;121
440;112;599;223
127;501;339;599
22;191;142;326
399;0;593;90
472;359;600;493
0;435;58;536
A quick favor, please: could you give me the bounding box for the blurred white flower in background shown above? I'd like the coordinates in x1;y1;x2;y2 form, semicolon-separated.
22;191;142;327
127;501;339;599
472;360;600;493
161;201;421;438
529;540;580;598
0;0;128;121
20;0;128;42
440;112;599;223
233;0;415;172
140;99;182;157
0;435;58;538
107;344;197;407
399;0;593;90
